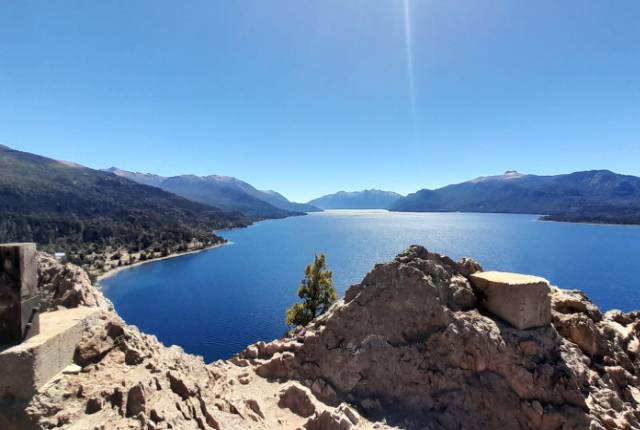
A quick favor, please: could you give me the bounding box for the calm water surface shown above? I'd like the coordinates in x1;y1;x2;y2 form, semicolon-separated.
102;211;640;362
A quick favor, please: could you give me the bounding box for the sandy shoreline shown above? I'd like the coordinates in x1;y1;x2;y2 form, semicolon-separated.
97;241;232;284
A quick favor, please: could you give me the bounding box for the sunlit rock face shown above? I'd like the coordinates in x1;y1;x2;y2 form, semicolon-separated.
5;252;387;430
470;270;552;330
37;252;111;311
246;246;640;430
5;246;640;430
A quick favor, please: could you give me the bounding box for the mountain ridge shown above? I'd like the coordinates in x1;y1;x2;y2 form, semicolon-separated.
0;145;247;261
105;168;321;217
391;169;640;224
308;189;403;209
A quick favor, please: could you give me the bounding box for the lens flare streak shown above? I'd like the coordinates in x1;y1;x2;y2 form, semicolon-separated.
402;0;417;141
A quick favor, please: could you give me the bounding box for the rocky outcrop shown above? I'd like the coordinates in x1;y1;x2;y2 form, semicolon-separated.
21;305;377;430
6;246;640;429
7;250;382;430
37;252;111;311
240;246;640;429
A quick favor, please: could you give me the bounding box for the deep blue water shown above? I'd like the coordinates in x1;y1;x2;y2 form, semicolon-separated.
102;211;640;362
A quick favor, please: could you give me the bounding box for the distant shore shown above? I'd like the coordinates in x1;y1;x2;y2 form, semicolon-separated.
537;216;640;227
97;241;231;284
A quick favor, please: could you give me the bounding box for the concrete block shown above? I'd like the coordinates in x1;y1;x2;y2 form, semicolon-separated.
470;271;551;330
0;306;100;399
0;243;40;343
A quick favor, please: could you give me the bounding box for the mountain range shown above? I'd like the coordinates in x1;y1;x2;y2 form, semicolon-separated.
391;170;640;224
0;145;248;255
2;143;639;262
105;168;320;218
307;190;403;209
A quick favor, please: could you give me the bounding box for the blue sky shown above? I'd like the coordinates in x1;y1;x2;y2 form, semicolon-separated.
1;1;639;202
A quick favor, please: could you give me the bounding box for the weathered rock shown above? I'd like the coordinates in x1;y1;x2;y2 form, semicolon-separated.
304;405;359;430
167;371;193;400
125;347;145;365
126;383;146;417
254;245;640;429
74;317;122;366
85;396;103;414
551;288;603;322
245;399;264;419
255;351;296;379
470;270;552;330
336;403;360;426
3;247;640;430
553;313;602;357
278;384;316;417
310;378;338;403
37;252;110;311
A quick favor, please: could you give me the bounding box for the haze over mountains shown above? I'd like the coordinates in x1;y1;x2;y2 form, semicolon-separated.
105;168;320;218
392;170;640;224
307;190;403;209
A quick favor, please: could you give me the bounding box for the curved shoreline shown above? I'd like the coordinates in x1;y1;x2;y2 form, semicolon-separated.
97;241;232;284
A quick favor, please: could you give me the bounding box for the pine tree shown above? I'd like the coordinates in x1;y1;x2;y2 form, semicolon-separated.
286;253;336;326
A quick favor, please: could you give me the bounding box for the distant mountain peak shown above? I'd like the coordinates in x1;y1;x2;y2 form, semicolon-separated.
105;167;166;187
469;171;527;183
308;189;403;209
106;167;161;177
203;174;236;182
333;189;394;195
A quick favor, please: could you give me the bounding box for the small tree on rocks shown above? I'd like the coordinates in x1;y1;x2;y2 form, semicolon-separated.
286;253;336;326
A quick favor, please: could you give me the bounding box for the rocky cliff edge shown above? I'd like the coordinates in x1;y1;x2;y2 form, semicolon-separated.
4;246;639;429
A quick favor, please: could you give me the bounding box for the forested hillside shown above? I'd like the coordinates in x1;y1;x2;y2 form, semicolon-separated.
0;145;249;259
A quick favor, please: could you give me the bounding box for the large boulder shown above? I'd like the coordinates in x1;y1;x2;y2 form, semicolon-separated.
470;271;552;330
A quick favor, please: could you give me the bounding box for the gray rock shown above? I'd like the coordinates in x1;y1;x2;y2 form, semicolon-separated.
470;271;551;330
278;384;316;418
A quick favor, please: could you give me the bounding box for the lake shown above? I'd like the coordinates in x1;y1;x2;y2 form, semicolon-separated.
102;210;640;362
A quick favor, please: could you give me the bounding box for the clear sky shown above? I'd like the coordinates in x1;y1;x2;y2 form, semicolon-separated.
1;1;639;202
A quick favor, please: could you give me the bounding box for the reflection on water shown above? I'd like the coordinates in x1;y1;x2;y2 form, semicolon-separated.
103;211;640;361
